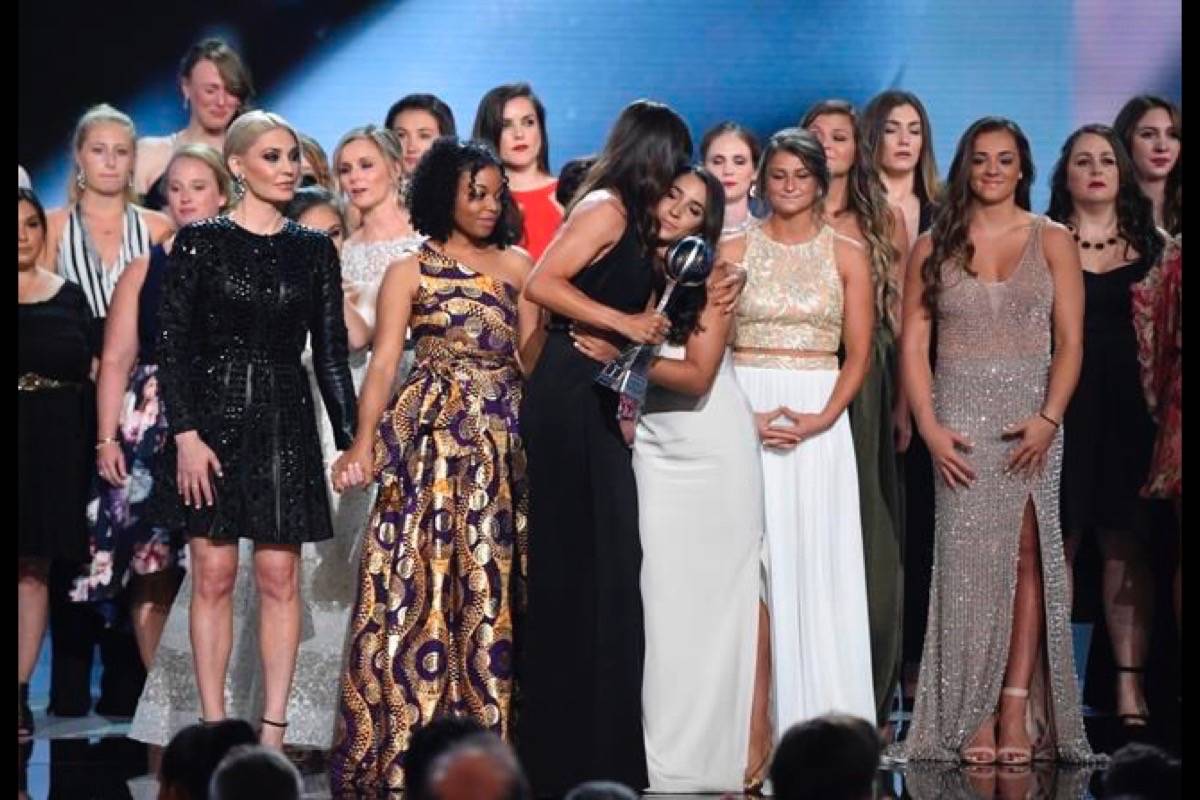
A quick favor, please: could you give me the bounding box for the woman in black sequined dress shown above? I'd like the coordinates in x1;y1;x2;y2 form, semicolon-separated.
153;111;356;746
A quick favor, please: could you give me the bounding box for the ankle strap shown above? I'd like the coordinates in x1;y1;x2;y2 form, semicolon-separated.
198;717;225;727
1114;665;1146;674
260;717;289;729
1001;687;1029;698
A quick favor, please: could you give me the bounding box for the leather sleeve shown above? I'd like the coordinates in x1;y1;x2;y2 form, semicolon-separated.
309;236;357;449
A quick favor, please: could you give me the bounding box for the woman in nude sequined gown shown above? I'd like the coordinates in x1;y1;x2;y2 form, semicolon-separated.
730;128;877;730
328;138;540;793
893;117;1097;767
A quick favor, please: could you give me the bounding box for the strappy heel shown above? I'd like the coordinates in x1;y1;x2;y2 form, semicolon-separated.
960;713;996;765
996;687;1032;766
1114;665;1151;729
18;683;33;740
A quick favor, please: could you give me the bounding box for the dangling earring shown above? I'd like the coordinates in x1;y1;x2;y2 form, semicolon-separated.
75;168;86;192
232;174;246;202
183;95;190;112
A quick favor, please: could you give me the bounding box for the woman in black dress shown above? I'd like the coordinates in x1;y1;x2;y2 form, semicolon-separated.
518;99;691;795
18;187;96;738
154;110;356;747
1048;123;1167;738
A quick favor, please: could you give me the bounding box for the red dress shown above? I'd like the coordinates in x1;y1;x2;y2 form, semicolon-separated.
512;182;563;262
1131;239;1181;498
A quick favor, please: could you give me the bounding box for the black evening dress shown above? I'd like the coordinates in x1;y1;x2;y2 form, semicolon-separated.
153;217;356;544
19;281;96;561
518;222;655;795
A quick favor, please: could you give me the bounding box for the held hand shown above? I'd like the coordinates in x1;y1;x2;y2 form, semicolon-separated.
569;323;623;363
923;422;976;490
96;441;128;487
708;260;749;315
754;407;803;451
175;431;223;509
892;402;913;454
331;444;373;493
618;309;670;345
1002;414;1058;480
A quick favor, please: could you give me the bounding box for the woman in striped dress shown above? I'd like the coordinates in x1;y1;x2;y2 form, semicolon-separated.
44;104;174;331
39;103;173;717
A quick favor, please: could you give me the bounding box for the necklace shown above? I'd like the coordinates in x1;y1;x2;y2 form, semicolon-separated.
722;215;759;237
1067;223;1118;251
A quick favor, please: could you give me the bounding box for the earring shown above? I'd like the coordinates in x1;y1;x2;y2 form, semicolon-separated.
75;168;86;192
232;174;246;201
183;96;190;112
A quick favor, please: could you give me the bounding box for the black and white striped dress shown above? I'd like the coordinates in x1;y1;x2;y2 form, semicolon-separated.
56;204;152;320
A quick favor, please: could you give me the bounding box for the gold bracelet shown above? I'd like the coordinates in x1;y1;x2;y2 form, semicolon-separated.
95;437;119;449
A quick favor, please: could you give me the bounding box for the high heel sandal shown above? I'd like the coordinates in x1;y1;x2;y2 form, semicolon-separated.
996;687;1032;766
18;683;33;739
1114;665;1151;731
960;713;996;765
743;752;770;795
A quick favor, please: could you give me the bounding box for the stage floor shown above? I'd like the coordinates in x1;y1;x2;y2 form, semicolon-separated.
19;634;1179;799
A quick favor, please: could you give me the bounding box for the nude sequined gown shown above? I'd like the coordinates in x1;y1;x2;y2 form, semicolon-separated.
893;217;1097;764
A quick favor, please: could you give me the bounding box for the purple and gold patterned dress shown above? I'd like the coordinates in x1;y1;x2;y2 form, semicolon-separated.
329;244;527;793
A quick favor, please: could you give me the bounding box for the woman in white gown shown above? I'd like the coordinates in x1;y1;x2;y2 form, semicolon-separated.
571;166;771;793
130;127;423;749
730;128;877;731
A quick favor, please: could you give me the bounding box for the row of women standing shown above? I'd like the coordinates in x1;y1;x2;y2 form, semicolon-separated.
17;35;1181;799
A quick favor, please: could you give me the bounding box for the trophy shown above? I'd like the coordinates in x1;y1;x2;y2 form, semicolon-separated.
594;235;715;423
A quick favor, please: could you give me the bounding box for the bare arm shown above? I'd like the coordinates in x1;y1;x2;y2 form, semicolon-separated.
901;234;977;488
814;236;874;427
522;192;668;345
1040;224;1085;421
344;257;419;455
511;254;547;376
94;256;148;484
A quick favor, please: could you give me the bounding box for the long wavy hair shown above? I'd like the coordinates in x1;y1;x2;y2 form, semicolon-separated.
663;165;725;345
1113;94;1182;236
859;90;942;210
1046;124;1164;269
801;100;901;331
922;117;1035;316
568;99;693;259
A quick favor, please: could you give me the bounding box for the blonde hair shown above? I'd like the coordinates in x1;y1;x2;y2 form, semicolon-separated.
332;125;404;176
165;144;235;213
297;133;335;191
223;110;299;205
68;103;137;204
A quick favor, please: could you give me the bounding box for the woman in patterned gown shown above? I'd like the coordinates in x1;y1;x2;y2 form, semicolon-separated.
893;117;1096;768
328;138;540;794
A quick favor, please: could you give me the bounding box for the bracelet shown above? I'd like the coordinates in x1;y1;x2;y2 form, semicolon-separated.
95;437;119;449
1038;411;1061;428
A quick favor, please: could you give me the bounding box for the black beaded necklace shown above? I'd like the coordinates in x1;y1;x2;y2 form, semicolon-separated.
1067;223;1118;250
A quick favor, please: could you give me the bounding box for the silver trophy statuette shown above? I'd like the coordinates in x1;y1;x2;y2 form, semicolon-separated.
595;235;715;407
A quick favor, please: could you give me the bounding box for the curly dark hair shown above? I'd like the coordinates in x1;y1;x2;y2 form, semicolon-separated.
662;165;725;345
921;117;1035;316
405;137;521;246
1046;124;1164;269
1113;94;1182;236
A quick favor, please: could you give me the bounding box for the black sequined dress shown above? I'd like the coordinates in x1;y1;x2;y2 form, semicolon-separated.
153;217;356;544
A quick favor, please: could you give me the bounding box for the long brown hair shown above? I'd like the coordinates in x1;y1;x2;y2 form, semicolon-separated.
922;117;1035;316
569;99;693;258
1113;95;1182;236
859;90;942;209
801;100;900;332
